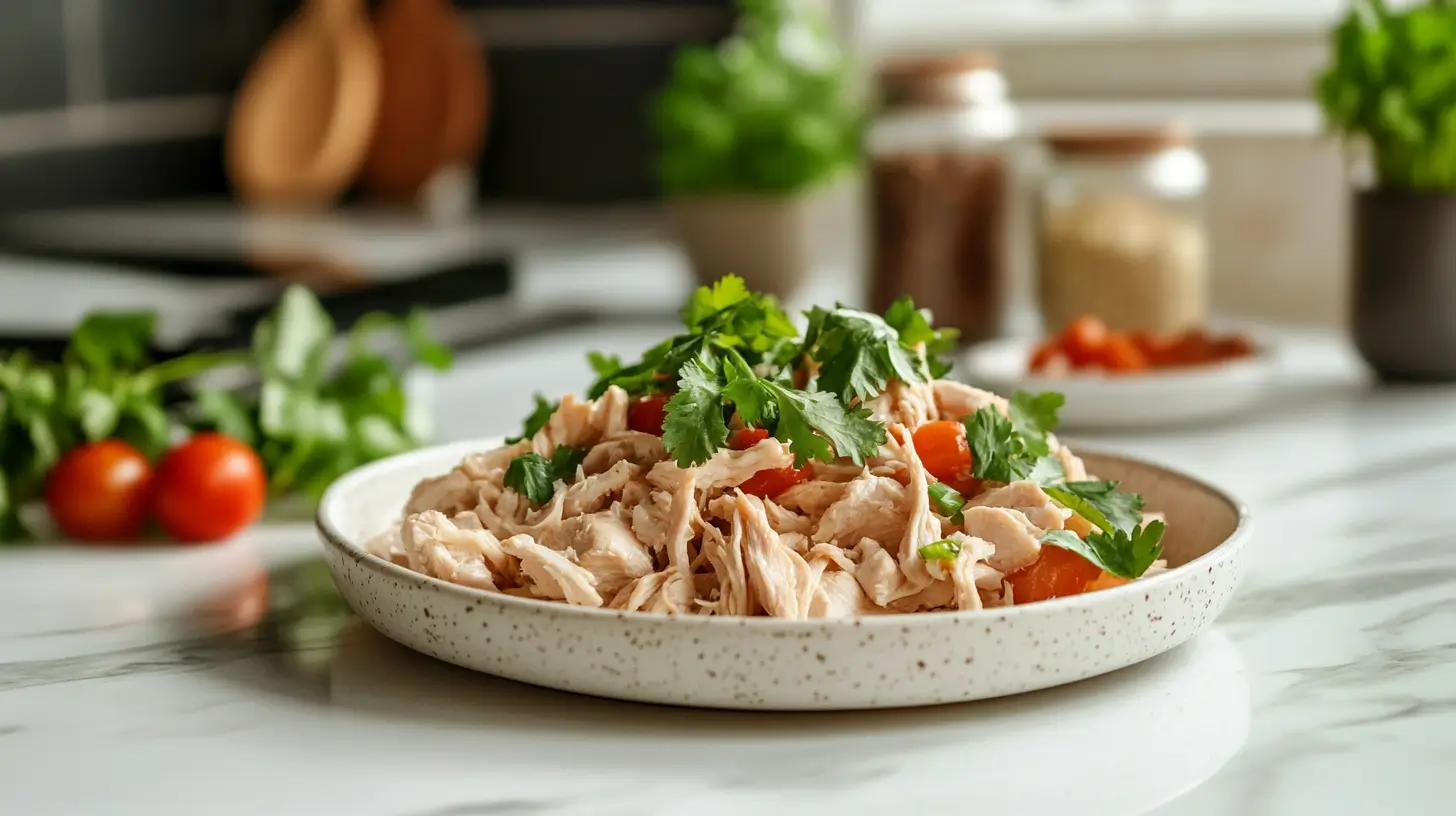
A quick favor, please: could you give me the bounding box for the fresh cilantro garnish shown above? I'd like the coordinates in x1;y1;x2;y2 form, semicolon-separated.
962;390;1065;483
587;352;621;379
719;352;885;467
1041;521;1165;580
919;539;962;562
927;482;967;522
801;301;950;403
1043;480;1144;533
883;297;960;379
505;393;557;444
662;357;730;467
504;445;587;505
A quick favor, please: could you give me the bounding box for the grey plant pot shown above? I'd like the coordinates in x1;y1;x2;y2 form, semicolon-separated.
1353;189;1456;381
666;179;855;301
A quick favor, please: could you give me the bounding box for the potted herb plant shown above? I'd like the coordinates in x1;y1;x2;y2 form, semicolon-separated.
651;0;862;300
1316;0;1456;380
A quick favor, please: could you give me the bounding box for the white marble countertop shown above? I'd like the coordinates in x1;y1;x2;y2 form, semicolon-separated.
1;324;1453;816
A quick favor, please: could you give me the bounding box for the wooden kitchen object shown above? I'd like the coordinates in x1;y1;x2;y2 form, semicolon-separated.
362;0;490;204
226;0;382;209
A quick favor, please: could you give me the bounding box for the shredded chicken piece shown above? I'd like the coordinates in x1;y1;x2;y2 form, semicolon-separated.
961;506;1044;574
460;440;531;481
701;524;754;616
808;571;874;618
946;533;996;611
931;380;1009;419
561;460;639;518
734;493;814;620
403;510;515;590
542;512;654;597
647;439;794;492
498;533;602;606
404;469;477;518
581;431;666;475
812;474;906;545
807;542;857;574
969;480;1071;532
775;480;848;520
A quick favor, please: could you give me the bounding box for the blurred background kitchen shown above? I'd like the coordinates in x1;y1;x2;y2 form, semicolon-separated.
0;0;1448;449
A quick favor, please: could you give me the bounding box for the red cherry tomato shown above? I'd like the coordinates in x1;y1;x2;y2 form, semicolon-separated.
45;440;154;542
738;462;814;499
912;420;974;486
627;394;670;436
1060;315;1110;367
1007;543;1104;604
730;427;771;450
1098;333;1149;373
1028;339;1060;374
151;433;267;544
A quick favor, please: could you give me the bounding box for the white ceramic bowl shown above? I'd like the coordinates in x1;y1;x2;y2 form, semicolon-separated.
317;439;1249;711
961;338;1277;430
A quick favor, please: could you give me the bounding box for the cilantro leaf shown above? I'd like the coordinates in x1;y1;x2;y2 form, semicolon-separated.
927;481;966;522
883;297;960;378
1009;390;1064;456
587;352;622;378
1027;455;1067;485
964;406;1024;482
683;274;752;328
69;312;157;372
663;357;730;467
763;380;884;467
1044;480;1145;533
804;306;924;402
1041;520;1165;580
506;394;557;444
919;538;962;562
721;353;774;426
504;445;586;505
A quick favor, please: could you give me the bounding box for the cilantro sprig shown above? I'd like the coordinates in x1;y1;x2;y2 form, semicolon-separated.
963;390;1065;483
1043;480;1144;534
1042;522;1165;580
504;445;588;505
799;298;959;403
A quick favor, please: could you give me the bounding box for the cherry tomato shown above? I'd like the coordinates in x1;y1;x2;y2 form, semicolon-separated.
1060;315;1110;367
1007;543;1104;604
1028;340;1057;374
1098;333;1149;373
1130;330;1177;367
151;433;267;544
45;440;154;542
1084;571;1131;593
738;462;814;499
730;427;771;450
627;394;670;436
912;420;974;485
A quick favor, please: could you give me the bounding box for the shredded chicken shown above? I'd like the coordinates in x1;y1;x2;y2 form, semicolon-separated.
388;376;1171;616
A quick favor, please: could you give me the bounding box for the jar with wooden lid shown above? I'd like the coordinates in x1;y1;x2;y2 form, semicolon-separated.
867;52;1017;343
1036;128;1208;334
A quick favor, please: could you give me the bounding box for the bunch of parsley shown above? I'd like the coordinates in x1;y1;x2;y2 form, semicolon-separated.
923;391;1165;580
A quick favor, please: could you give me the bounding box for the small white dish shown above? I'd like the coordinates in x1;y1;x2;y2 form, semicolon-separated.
317;438;1250;711
961;338;1277;430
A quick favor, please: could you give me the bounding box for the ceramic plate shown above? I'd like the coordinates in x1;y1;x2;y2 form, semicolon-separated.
960;338;1277;430
317;439;1249;711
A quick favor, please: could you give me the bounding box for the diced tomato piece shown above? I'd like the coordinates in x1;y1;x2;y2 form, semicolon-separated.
913;420;975;485
1060;315;1110;367
1098;333;1149;373
730;427;771;450
627;394;670;436
1084;571;1131;593
1007;544;1104;604
738;463;814;499
1028;339;1060;374
1212;335;1255;360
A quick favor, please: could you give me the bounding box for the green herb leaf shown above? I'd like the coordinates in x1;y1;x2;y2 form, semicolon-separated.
1041;521;1165;580
918;539;962;562
253;284;333;385
683;274;752;328
663;357;730;467
883;297;960;379
504;445;586;505
927;481;966;522
1009;390;1064;455
193;389;258;445
404;309;452;371
587;352;622;379
76;389;119;442
505;394;557;444
762;380;883;467
963;406;1023;483
1044;480;1145;534
804;306;925;402
69;312;156;372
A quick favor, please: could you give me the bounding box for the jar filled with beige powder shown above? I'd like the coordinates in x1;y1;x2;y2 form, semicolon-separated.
1036;128;1209;334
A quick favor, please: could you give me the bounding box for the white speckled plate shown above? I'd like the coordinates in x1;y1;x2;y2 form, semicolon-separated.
961;338;1277;430
317;439;1249;711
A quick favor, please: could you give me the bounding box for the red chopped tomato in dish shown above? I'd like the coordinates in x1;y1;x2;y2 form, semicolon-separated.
627;394;670;436
912;420;974;486
738;462;814;499
730;427;771;450
1007;544;1104;603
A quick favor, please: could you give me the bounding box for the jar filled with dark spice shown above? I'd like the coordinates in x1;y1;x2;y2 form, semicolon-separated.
867;52;1017;343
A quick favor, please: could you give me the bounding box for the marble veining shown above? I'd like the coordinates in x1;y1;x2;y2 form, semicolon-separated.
0;330;1453;815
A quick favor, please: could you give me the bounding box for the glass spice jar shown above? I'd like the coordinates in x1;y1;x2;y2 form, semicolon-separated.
1036;128;1209;334
867;52;1017;343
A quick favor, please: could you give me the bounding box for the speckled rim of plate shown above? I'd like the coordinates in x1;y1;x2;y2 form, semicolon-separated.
316;439;1250;628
